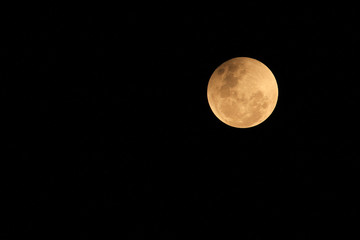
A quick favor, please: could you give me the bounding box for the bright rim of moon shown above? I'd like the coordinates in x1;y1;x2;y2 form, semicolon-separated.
207;57;278;128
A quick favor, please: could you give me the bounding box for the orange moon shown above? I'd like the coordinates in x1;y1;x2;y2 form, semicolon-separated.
207;57;278;128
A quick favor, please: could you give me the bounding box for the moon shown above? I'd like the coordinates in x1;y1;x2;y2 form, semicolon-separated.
207;57;278;128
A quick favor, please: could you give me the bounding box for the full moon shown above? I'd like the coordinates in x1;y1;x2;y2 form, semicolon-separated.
207;57;278;128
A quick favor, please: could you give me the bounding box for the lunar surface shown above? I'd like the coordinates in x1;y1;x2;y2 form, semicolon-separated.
207;57;278;128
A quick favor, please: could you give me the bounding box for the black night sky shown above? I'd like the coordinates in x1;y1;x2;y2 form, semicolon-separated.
2;4;359;240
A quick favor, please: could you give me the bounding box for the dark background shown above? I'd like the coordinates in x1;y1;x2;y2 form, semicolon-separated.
2;3;358;239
